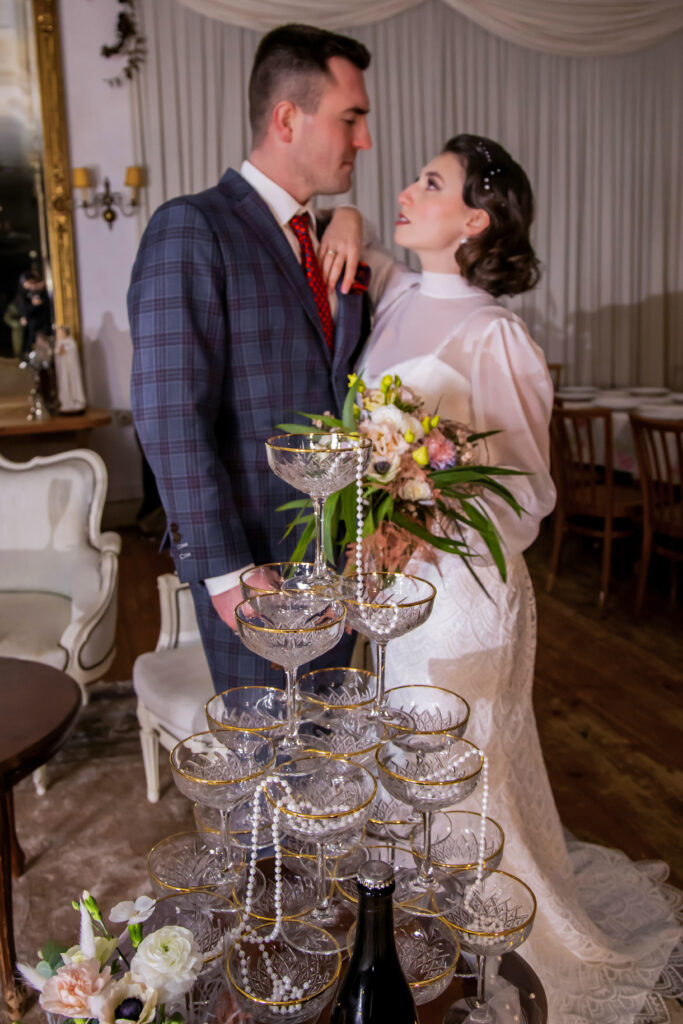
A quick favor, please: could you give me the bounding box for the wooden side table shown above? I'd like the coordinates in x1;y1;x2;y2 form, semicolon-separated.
0;658;81;1015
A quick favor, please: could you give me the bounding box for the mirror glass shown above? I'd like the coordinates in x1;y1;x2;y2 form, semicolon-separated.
0;0;54;387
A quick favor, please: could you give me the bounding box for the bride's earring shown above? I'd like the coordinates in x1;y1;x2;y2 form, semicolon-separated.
458;236;468;248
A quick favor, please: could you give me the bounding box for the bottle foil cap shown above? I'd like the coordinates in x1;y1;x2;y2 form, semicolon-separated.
357;860;395;891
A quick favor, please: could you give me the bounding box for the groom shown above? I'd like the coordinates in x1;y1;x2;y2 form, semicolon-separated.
128;24;372;693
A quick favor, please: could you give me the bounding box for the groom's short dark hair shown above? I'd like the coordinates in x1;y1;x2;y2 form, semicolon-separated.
249;24;371;145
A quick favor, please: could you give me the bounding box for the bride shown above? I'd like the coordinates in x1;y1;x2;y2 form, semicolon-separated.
322;133;681;1024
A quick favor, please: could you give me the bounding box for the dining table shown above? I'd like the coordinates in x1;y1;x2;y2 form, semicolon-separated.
555;386;683;475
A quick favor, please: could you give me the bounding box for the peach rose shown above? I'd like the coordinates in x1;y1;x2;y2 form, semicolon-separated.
40;958;112;1017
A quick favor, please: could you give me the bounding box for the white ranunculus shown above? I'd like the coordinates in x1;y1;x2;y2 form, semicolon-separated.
369;403;407;433
130;925;202;1002
398;478;433;502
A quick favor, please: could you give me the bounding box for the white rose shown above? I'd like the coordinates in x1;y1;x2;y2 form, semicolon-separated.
398;478;433;502
130;925;202;1002
369;403;408;433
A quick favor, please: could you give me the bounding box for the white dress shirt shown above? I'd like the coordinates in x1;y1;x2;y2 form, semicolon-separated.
205;161;335;597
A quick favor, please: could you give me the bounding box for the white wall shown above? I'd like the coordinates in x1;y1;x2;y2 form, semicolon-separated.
59;0;143;505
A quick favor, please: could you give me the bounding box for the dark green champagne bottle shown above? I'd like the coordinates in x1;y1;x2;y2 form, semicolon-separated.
330;861;419;1024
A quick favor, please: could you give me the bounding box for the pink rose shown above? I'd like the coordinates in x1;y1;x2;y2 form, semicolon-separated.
40;959;112;1017
426;431;458;470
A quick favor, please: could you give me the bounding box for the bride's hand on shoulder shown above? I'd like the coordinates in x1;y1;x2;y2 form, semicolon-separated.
319;207;363;295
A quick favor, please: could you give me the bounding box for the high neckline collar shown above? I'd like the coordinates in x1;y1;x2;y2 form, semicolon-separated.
419;271;479;298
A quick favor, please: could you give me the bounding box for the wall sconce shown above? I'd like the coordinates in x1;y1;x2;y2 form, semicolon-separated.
72;166;145;228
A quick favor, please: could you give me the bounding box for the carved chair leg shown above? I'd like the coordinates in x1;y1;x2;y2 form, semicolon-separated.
139;723;161;804
546;512;565;593
599;519;614;611
635;526;653;617
5;788;25;879
0;781;29;1017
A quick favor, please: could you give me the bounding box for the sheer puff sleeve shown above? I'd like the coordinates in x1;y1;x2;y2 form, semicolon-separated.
442;309;556;559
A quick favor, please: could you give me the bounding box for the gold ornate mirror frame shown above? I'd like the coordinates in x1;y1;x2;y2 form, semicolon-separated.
31;0;81;342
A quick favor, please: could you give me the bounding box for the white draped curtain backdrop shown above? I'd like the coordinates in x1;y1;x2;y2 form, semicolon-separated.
135;0;683;386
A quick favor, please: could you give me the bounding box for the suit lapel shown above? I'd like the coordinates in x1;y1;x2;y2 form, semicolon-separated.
224;171;331;366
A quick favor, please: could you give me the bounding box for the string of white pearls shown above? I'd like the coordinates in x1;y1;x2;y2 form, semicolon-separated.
464;752;490;910
232;774;309;1013
400;746;482;784
353;437;399;638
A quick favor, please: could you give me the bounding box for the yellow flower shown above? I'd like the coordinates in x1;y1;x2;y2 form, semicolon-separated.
353;403;361;419
347;373;358;388
394;375;402;387
404;429;415;443
380;374;393;394
357;379;366;393
421;415;432;435
412;445;429;467
430;414;440;428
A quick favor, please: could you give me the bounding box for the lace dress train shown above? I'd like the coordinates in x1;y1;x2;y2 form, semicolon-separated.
384;553;682;1024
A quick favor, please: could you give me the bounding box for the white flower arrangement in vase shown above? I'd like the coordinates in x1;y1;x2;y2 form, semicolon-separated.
18;890;202;1024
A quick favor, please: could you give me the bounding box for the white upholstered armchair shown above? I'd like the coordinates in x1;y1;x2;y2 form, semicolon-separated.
133;573;214;803
0;449;121;703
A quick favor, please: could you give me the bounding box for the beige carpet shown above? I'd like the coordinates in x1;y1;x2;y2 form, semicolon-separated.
7;680;683;1024
9;680;194;1024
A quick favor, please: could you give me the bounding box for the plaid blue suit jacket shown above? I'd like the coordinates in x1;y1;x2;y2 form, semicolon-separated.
128;169;364;691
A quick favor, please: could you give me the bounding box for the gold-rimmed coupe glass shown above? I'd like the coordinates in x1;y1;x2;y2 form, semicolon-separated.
146;830;263;903
299;666;377;711
410;811;504;884
385;684;470;736
338;572;436;722
205;686;288;741
170;730;275;886
234;592;346;751
265;432;372;591
225;921;342;1024
266;751;377;954
376;734;483;914
239;561;316;598
443;871;536;1024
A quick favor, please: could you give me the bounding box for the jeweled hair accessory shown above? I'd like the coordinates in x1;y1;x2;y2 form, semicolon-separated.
475;140;503;192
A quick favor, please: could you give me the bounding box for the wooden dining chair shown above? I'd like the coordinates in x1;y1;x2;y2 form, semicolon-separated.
629;412;683;615
548;363;564;390
547;406;642;608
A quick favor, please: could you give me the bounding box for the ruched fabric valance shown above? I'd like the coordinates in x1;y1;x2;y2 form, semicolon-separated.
173;0;683;56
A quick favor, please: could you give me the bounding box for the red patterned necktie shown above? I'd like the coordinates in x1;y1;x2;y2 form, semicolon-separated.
289;212;335;354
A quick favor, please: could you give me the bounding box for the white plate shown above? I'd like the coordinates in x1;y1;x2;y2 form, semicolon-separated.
635;404;683;420
557;386;599;398
594;395;642;410
629;386;671;397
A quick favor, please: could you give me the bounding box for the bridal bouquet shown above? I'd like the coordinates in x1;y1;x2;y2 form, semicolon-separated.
18;892;202;1024
278;374;525;584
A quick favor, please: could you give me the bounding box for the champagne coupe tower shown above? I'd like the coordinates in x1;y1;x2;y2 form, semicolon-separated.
265;432;371;592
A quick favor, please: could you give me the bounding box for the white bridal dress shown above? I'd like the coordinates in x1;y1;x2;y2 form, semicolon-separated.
358;262;682;1024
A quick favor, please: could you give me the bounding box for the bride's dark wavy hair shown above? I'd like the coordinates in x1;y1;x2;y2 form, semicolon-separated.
443;134;541;297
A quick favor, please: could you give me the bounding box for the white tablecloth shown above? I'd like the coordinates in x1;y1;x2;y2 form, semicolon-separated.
559;389;683;476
